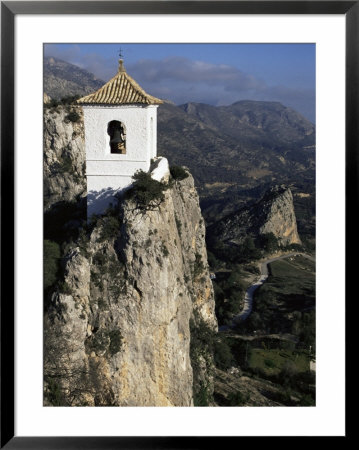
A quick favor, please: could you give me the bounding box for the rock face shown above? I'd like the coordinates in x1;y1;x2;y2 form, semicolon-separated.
44;56;104;100
209;185;301;247
44;172;217;406
43;105;86;210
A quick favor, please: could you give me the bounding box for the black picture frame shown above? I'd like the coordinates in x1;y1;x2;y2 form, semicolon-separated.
1;1;353;447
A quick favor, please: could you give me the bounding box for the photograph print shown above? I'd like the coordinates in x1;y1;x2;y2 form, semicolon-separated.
43;43;316;407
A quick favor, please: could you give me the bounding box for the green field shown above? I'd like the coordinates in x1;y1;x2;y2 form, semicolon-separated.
249;348;310;376
270;255;315;275
267;256;315;301
258;255;315;313
243;255;316;338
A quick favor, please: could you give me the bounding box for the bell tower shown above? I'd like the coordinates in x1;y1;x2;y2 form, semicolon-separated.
77;57;163;219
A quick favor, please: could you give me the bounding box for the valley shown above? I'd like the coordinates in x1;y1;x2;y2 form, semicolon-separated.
211;253;315;406
43;56;316;407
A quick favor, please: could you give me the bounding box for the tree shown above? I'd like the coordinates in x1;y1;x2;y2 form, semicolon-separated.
170;165;189;181
213;337;234;370
127;170;168;210
258;232;279;253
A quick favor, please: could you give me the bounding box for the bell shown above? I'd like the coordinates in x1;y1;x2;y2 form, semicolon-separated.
110;128;125;145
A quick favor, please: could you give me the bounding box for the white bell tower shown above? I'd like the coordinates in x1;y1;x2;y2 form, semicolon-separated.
78;58;163;219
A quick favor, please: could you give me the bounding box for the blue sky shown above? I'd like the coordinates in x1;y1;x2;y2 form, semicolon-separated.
44;43;315;122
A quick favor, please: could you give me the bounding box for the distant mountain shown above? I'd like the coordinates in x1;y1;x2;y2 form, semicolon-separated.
208;185;301;247
180;101;314;146
43;59;315;240
44;56;104;100
157;101;315;233
158;101;315;187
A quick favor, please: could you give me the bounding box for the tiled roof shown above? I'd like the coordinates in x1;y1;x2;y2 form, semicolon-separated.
77;60;163;106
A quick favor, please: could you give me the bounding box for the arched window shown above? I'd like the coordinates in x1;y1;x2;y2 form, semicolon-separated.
107;120;126;154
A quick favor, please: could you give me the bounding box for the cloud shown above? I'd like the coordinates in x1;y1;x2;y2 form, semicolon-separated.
44;44;116;81
128;57;314;121
128;57;265;91
44;48;315;122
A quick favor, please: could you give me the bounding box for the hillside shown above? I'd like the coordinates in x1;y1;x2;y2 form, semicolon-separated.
44;56;105;100
43;58;315;241
156;101;315;238
208;185;301;248
157;100;315;192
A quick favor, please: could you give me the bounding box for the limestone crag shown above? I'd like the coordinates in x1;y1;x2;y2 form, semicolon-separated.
44;173;217;406
210;185;301;246
44;104;86;210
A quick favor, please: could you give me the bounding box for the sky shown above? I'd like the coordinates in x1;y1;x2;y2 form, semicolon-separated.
44;43;315;123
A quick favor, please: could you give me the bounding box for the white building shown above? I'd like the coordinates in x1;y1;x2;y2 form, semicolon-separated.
78;59;163;218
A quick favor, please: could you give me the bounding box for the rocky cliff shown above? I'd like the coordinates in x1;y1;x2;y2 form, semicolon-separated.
43;106;217;406
44;104;86;210
209;185;301;247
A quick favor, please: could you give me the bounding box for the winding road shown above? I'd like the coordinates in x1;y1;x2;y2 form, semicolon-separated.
219;252;315;331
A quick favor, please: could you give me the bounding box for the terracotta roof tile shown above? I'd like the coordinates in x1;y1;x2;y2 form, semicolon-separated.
77;60;163;106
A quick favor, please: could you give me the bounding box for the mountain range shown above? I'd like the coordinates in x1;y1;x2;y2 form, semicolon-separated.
44;56;315;242
44;56;104;100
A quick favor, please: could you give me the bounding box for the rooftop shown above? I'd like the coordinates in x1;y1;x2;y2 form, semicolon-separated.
77;59;163;106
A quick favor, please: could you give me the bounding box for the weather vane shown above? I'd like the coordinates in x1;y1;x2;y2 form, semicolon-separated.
119;47;124;59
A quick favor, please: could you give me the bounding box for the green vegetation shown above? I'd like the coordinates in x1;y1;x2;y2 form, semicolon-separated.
213;266;245;325
44;95;81;109
91;249;127;301
108;330;123;356
239;256;315;338
213;333;315;406
193;382;212;407
228;390;250;406
170;165;189;181
98;215;121;242
65;110;81;123
221;336;252;369
212;253;315;406
208;236;262;267
56;155;73;174
213;336;235;370
44;198;86;245
86;328;123;357
256;232;279;253
126;170;169;210
175;214;182;237
44;378;64;406
192;253;205;280
93;251;107;267
189;314;216;406
249;348;310;377
44;240;61;291
161;243;169;257
58;281;72;295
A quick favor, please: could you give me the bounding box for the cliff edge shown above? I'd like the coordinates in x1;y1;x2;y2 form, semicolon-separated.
43;113;218;405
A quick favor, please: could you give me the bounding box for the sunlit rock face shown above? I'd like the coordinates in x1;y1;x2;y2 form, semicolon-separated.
43;105;86;210
209;185;301;247
44;169;217;406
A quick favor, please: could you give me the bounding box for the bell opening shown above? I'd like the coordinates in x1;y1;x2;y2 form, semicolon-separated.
108;120;126;154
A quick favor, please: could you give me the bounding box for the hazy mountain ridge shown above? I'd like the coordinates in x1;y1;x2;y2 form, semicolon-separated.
157;101;315;180
180;100;314;145
44;56;105;100
44;58;316;239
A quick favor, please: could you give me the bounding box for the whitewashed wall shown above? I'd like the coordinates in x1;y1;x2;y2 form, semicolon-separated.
83;104;159;217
